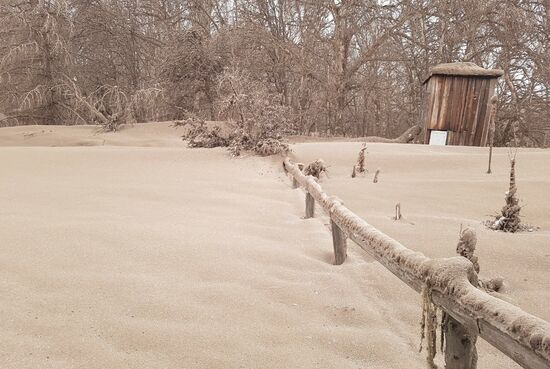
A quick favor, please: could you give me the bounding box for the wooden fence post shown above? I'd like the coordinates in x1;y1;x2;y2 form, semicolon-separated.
444;315;478;369
330;218;347;265
305;193;315;218
444;268;479;369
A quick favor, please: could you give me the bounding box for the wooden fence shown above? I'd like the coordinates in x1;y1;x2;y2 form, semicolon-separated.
283;158;550;369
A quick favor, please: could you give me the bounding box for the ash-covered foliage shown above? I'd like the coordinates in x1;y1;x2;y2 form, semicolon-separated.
254;137;290;157
177;114;228;148
455;227;505;293
456;228;480;273
158;30;223;120
178;78;291;157
1;2;549;147
303;159;328;179
185;124;228;149
227;129;290;157
217;68;292;157
497;158;522;232
486;156;524;232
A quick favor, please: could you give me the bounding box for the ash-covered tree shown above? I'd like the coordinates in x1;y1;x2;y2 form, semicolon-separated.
0;0;74;125
157;29;224;120
0;0;549;147
69;0;166;126
497;156;522;232
489;148;522;232
61;77;163;131
487;96;498;174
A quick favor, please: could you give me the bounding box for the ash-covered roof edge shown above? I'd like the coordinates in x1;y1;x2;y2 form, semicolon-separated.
423;62;504;84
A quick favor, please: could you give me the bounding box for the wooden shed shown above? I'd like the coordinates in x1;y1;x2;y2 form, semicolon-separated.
422;62;503;146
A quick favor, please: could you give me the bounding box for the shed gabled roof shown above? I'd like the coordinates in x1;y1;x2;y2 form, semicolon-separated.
423;62;504;84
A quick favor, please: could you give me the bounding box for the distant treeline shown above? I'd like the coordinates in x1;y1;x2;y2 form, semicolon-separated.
0;1;548;146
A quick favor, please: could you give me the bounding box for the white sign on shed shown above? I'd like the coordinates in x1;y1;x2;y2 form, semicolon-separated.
429;130;448;146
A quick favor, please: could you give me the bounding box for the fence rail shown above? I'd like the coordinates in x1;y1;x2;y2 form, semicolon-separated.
283;158;550;369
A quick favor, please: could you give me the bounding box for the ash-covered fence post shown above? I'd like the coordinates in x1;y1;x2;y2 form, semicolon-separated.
444;316;478;369
330;218;347;265
305;193;315;218
444;270;479;369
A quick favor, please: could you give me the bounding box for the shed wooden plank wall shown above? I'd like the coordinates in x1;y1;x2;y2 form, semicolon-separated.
423;75;497;146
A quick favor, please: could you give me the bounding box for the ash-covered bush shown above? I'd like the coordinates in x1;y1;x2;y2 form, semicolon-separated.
217;68;291;157
303;159;328;179
255;138;290;156
175;69;292;157
227;129;252;156
177;114;229;148
187;125;228;148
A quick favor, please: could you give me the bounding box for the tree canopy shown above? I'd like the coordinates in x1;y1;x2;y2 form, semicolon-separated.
1;0;548;146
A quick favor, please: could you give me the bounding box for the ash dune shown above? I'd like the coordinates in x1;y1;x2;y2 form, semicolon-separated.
0;121;231;148
0;121;187;147
1;123;547;369
1;124;419;369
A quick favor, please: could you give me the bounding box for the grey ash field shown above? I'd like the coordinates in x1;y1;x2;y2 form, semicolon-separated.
1;122;548;369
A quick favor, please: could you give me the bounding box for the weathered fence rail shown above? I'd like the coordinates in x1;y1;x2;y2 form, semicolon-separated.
283;158;550;369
